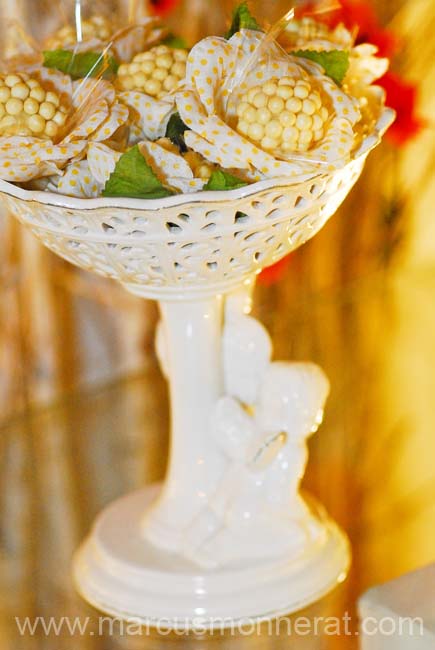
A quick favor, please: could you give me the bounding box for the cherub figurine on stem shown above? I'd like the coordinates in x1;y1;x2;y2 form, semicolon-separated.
182;308;330;569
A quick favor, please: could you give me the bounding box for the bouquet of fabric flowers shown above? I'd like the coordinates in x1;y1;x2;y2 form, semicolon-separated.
0;2;393;200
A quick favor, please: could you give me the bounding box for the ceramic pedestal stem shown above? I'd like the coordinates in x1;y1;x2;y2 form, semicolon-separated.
145;293;229;551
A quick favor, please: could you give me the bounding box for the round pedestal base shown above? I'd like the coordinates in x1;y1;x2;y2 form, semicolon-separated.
73;485;350;630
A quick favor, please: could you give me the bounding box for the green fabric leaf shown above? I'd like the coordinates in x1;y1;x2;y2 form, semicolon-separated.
162;34;188;50
293;49;349;86
225;1;262;39
203;170;248;191
103;146;174;199
165;112;190;152
43;49;119;80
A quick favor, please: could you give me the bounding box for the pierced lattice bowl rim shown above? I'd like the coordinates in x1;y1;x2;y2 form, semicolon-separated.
0;107;395;212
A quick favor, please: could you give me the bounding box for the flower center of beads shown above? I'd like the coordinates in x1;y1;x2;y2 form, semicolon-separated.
0;74;68;140
117;45;188;98
45;15;113;49
236;77;330;154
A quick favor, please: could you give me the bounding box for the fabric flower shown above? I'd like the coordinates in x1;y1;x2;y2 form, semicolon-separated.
299;0;398;57
282;19;389;90
346;43;388;88
288;8;423;147
0;68;129;183
281;18;389;154
174;29;362;183
283;17;354;52
301;1;423;146
331;0;398;58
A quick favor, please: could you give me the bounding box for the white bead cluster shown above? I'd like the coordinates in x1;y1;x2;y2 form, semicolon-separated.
0;74;68;139
236;77;330;154
45;15;113;50
117;45;187;98
284;17;330;48
283;17;352;51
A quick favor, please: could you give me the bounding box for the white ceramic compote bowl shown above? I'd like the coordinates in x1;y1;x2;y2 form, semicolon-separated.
0;101;393;626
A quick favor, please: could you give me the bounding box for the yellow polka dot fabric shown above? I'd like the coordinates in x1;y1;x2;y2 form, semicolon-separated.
0;137;86;182
168;177;205;193
184;130;245;170
184;37;235;116
88;143;121;184
92;102;130;142
174;89;208;132
0;158;59;182
57;160;102;198
140;140;192;178
140;140;207;193
64;101;110;143
65;79;128;144
119;92;176;143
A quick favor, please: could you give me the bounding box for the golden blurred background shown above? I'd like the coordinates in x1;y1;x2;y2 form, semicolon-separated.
0;1;434;648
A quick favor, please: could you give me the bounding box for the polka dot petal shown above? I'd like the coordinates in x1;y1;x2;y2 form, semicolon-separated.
57;160;102;198
92;102;130;143
140;141;194;180
139;140;209;193
184;36;234;116
87;142;121;184
0;137;87;182
167;177;206;193
120;91;175;143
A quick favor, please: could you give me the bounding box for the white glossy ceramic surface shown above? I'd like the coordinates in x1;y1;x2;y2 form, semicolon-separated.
74;484;349;629
0;158;365;301
0;107;394;627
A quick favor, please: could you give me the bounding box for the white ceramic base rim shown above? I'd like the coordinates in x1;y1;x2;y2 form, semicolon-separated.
73;485;350;630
